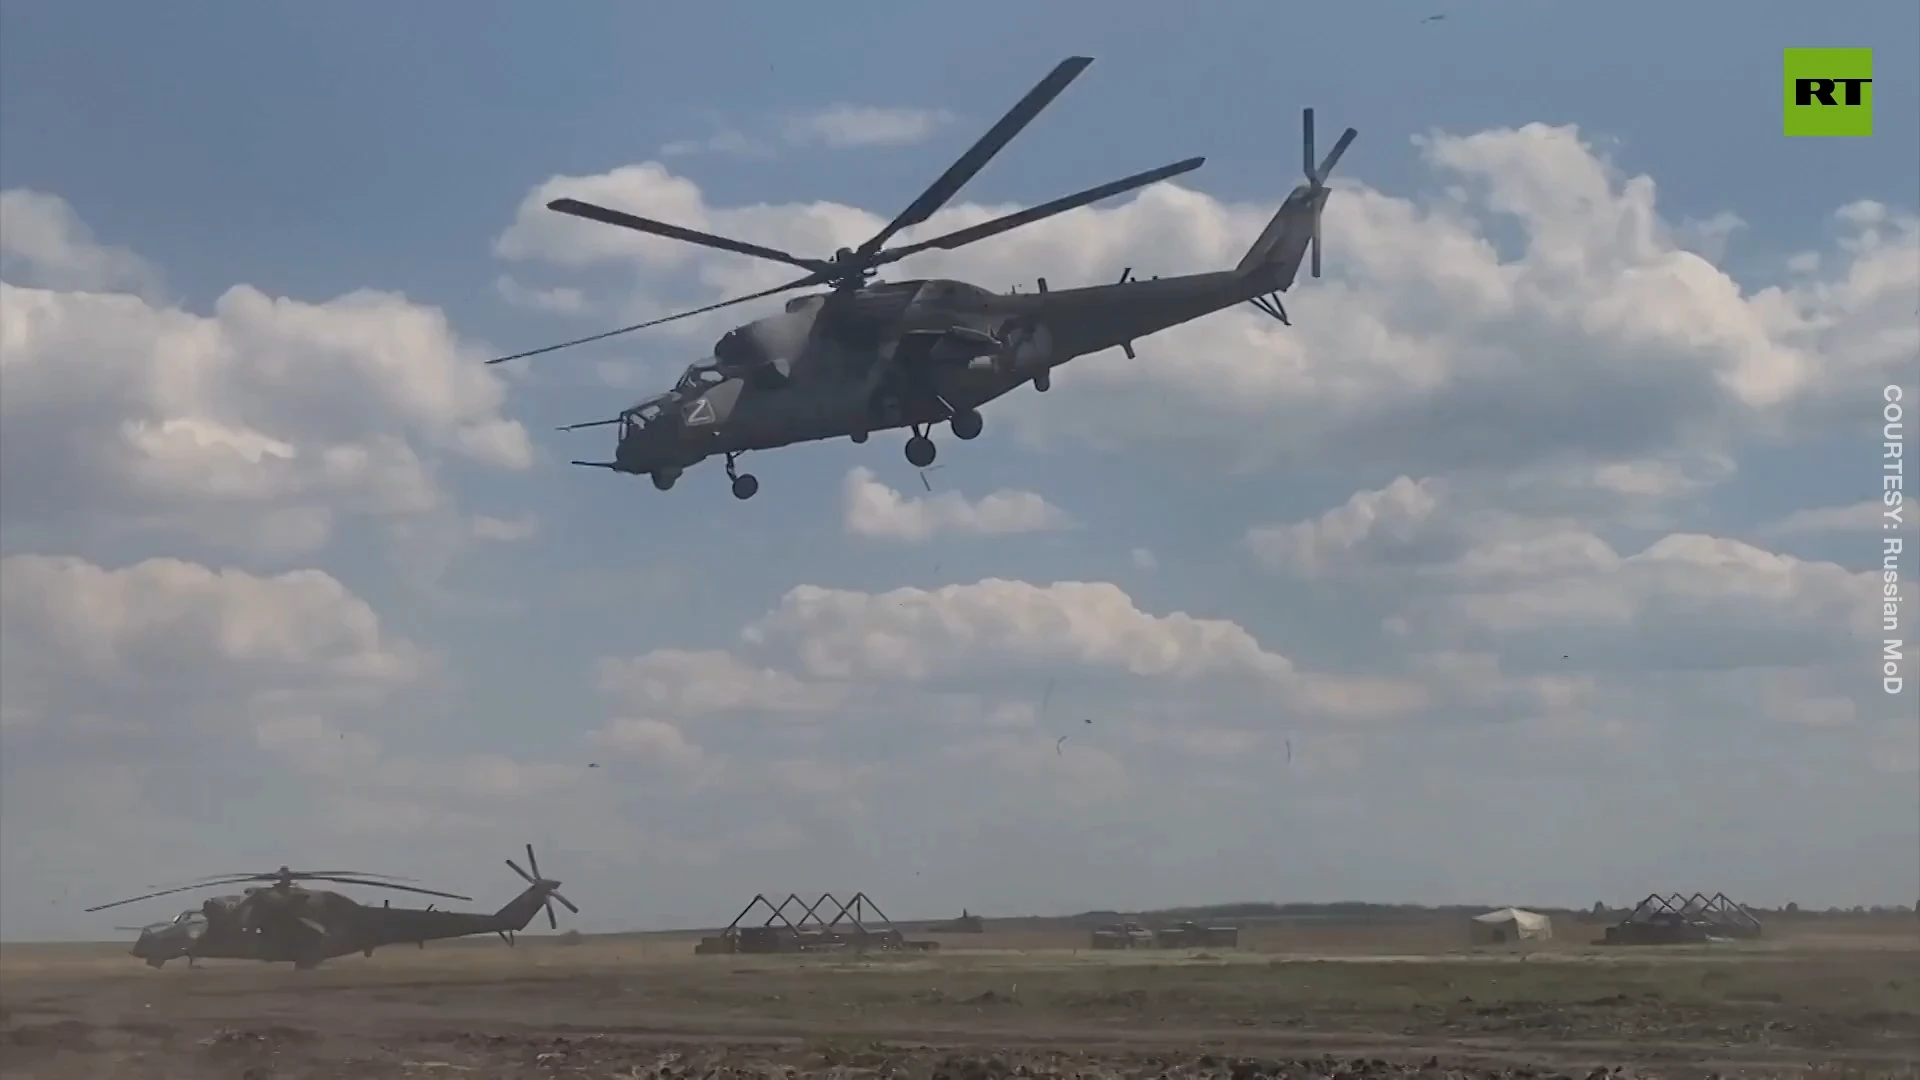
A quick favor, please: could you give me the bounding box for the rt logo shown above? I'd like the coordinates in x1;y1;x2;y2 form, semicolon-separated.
1783;48;1873;137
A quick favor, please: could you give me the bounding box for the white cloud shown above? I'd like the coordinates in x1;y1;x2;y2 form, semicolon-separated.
493;274;585;315
1247;476;1444;580
0;188;163;300
598;648;844;716
1;191;534;562
658;105;955;160
780;105;956;149
741;578;1298;683
0;555;426;718
1760;500;1886;537
842;466;1072;542
1130;547;1157;570
660;127;769;159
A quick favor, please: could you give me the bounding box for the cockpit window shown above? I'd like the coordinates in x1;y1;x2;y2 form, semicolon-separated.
674;361;727;394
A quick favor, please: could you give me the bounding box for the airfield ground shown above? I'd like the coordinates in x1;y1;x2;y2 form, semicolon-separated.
2;915;1915;1079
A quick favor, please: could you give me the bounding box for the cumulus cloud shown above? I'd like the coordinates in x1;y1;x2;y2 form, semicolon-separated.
842;466;1072;542
0;554;427;733
741;578;1298;683
0;188;164;300
1247;476;1444;580
0;190;533;562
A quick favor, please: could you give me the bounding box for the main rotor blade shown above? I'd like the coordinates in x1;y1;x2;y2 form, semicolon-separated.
85;878;258;912
300;875;472;902
485;274;820;365
856;56;1093;257
181;868;416;886
547;198;827;273
872;156;1205;265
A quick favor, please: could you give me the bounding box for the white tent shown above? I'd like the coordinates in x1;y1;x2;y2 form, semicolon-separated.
1469;907;1552;945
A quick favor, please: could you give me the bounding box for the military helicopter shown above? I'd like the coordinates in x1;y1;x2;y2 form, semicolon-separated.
84;845;577;970
489;56;1358;500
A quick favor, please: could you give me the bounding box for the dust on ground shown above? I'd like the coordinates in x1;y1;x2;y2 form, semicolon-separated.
2;923;1915;1079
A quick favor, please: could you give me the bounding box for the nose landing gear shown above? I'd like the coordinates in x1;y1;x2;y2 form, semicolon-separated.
725;453;758;500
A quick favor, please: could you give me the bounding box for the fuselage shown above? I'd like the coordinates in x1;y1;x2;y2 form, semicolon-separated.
609;266;1265;476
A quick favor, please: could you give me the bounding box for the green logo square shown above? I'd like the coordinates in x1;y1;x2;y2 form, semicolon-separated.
1784;48;1873;137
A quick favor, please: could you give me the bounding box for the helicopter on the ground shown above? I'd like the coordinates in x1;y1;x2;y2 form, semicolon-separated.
489;56;1357;500
85;846;576;970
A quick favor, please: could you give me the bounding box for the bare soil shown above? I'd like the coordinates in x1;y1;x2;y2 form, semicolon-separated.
2;921;1916;1079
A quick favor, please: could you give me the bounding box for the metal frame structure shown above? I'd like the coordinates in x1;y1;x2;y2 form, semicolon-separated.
694;891;938;954
1602;891;1763;945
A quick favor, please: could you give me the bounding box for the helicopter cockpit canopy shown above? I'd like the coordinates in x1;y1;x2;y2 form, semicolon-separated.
673;358;728;396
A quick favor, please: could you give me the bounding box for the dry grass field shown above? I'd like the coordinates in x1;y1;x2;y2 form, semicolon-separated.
2;915;1915;1079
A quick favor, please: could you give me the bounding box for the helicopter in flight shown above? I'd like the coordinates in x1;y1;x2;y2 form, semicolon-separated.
489;56;1358;500
84;846;576;970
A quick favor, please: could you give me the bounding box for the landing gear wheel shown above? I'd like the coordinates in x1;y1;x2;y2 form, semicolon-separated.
949;409;984;441
850;431;869;444
1033;371;1051;393
724;453;757;499
651;470;678;491
904;434;938;468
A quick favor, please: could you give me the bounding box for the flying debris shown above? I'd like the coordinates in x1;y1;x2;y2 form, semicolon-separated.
495;58;1358;501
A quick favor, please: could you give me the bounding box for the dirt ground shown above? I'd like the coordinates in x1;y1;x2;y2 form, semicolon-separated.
2;919;1915;1079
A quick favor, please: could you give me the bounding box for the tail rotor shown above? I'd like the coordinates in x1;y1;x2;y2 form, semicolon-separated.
505;843;578;931
1301;108;1358;279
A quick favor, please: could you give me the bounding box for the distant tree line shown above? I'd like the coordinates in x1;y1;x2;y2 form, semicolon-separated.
1061;899;1916;925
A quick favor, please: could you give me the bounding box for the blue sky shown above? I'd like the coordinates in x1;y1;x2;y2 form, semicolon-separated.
2;1;1916;939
